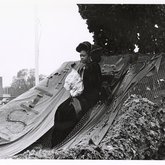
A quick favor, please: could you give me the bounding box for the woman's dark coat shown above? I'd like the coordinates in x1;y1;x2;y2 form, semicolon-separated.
51;61;102;147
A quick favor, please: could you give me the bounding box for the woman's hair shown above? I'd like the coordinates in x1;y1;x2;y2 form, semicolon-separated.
76;41;92;53
76;41;103;63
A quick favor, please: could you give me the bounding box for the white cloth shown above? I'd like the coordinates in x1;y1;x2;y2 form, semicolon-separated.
64;68;84;97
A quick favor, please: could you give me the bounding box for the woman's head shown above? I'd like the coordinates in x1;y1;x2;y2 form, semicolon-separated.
76;41;102;64
76;41;92;64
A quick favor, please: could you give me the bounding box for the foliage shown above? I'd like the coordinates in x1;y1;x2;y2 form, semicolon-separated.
78;4;165;54
100;95;161;159
10;69;46;97
13;95;165;159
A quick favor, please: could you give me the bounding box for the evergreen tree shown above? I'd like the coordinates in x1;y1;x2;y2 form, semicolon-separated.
78;4;165;54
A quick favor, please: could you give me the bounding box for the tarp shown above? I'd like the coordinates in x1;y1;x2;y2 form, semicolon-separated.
54;54;162;151
0;54;162;158
0;61;77;158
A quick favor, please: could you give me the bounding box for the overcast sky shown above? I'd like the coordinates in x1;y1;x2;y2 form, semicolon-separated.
0;0;164;87
0;0;93;87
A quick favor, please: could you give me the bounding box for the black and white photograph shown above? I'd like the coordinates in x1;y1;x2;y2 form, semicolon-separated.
0;0;165;164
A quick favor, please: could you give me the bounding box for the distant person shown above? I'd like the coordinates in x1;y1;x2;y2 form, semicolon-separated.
51;41;102;147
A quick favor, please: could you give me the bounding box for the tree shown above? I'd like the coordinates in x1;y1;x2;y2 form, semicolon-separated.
10;69;46;97
78;4;165;54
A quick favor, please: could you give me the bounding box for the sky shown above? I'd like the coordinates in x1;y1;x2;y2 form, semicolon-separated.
0;0;164;87
0;0;93;87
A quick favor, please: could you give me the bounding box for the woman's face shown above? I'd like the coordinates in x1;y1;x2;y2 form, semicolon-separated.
80;50;90;64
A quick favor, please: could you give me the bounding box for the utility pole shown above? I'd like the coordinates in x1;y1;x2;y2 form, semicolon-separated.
34;3;41;86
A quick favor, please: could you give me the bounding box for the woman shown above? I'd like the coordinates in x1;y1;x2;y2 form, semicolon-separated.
51;41;102;147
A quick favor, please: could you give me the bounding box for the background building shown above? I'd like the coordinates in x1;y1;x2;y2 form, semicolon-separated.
0;77;3;97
